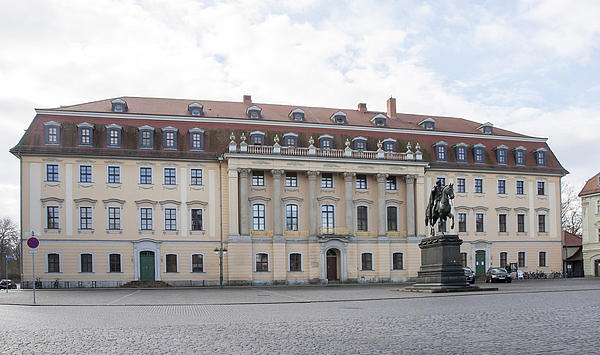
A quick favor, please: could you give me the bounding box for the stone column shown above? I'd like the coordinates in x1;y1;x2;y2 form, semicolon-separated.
416;175;426;237
376;173;388;237
228;168;239;237
271;169;284;238
238;168;252;236
404;175;416;237
342;172;355;236
306;171;320;237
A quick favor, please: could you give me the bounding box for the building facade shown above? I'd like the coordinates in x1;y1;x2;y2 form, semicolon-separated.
11;96;567;287
579;172;600;277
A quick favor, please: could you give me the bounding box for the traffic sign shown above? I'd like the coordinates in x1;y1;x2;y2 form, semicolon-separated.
6;255;14;259
27;237;39;249
28;250;38;254
25;231;41;237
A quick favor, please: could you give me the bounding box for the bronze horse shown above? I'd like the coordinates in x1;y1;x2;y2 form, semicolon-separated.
425;183;455;236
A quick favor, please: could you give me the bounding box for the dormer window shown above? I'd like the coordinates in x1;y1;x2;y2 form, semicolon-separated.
473;143;486;164
418;117;435;130
247;105;262;119
319;134;334;149
454;143;468;163
533;148;547;167
433;141;448;162
477;122;494;134
494;145;509;165
111;98;127;113
189;128;205;151
370;114;387;127
289;108;305;121
353;136;367;151
162;126;178;150
513;146;526;166
282;133;298;147
77;122;94;147
249;131;265;146
106;124;122;148
382;138;396;152
330;111;347;124
188;102;203;116
44;121;61;145
138;125;155;149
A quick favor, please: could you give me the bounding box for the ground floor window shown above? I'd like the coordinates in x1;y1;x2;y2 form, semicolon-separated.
392;252;403;270
460;252;467;268
256;253;269;272
166;254;178;273
191;254;203;273
289;253;302;272
109;253;121;273
500;252;508;268
518;252;526;268
47;253;60;273
538;251;547;267
361;253;373;271
80;253;93;273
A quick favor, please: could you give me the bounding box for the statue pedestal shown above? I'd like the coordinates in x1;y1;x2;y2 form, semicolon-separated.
405;234;481;293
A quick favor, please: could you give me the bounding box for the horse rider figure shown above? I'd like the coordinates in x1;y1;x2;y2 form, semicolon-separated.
425;179;455;236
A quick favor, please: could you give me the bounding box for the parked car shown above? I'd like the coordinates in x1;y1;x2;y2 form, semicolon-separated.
463;268;475;284
0;279;17;289
485;268;512;283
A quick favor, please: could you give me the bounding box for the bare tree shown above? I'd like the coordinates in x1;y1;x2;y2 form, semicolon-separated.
0;216;20;279
561;181;582;236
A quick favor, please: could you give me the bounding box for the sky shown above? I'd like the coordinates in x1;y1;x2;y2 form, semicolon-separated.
1;0;599;223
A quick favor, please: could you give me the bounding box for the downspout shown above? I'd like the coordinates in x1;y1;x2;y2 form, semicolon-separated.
17;151;23;286
218;155;224;286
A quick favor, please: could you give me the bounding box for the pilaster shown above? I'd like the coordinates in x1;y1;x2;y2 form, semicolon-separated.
342;172;355;236
238;168;251;236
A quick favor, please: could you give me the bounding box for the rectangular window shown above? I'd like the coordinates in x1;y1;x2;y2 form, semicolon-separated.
474;148;484;163
48;253;60;273
108;207;121;230
165;208;177;231
437;146;446;161
190;169;202;186
356;206;368;231
140;208;153;230
166;254;177;273
80;128;91;145
538;214;546;233
81;254;92;273
457;146;466;161
289;253;301;272
251;135;263;145
252;171;265;186
498;214;507;233
457;178;466;193
321;173;333;188
392;253;403;270
458;213;467;232
191;133;202;150
256;253;268;272
539;252;547;267
437;177;446;186
498;180;506;194
165;131;175;148
537;152;546;166
517;214;526;233
387;206;398;231
597;200;600;214
46;164;59;182
518;252;526;268
516;150;525;165
140;167;152;184
252;204;266;230
191;209;203;231
386;176;397;190
285;172;298;187
474;179;483;194
164;168;176;185
537;181;545;195
461;253;467;268
355;174;367;189
355;141;365;150
47;127;58;144
141;130;152;148
285;204;298;231
47;206;59;229
108;166;120;184
321;139;331;149
516;181;524;195
80;165;92;183
192;254;203;273
80;207;92;230
285;137;296;147
497;149;506;164
500;252;508;268
109;254;121;273
361;253;373;271
475;213;484;233
109;129;119;146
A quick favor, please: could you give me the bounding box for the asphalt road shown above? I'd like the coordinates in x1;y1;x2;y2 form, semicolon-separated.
1;279;599;354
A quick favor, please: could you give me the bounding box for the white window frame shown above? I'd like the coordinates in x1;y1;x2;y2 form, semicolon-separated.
516;213;527;234
360;252;374;271
456;178;466;193
139;166;153;185
252;203;266;231
499;251;509;268
45;163;60;182
190;253;204;273
164;207;178;231
285;203;299;231
78;205;94;231
46;252;61;273
457;212;468;233
474;178;484;194
537;213;547;233
356;205;369;232
355;174;368;190
516;180;525;195
255;252;270;272
497;179;506;195
46;205;60;230
391;251;404;270
538;250;548;267
139;207;154;231
475;212;485;233
190;207;204;231
164;253;179;273
537;181;546;196
107;252;123;273
288;252;303;272
163;167;177;186
79;164;93;183
190;168;203;186
107;165;121;184
518;250;527;268
79;252;94;273
107;206;122;231
386;205;399;232
498;213;508;233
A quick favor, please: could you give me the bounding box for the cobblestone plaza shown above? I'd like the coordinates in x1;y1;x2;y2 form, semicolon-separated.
2;279;599;354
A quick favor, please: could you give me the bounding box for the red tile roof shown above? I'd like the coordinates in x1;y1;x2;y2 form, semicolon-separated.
562;230;582;246
578;172;600;197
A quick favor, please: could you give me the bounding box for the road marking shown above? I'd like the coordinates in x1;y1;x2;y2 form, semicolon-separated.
106;290;141;305
251;288;309;301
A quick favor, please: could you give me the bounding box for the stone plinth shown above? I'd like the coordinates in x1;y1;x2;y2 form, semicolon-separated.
405;234;481;293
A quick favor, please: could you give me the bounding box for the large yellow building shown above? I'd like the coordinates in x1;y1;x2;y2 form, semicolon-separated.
11;96;567;287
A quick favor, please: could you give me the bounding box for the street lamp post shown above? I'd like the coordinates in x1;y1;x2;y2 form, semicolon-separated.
214;246;227;289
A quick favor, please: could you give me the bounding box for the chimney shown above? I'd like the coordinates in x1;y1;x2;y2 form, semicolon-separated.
358;103;367;113
387;96;396;118
243;95;252;105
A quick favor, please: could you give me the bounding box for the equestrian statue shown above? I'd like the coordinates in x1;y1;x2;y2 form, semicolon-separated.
425;180;455;236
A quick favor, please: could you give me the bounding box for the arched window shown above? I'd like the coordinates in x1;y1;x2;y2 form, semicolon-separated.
191;254;204;273
392;252;403;270
165;253;178;273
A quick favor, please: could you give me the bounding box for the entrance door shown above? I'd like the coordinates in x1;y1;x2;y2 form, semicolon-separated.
327;249;338;281
140;251;155;281
595;260;600;277
475;250;486;276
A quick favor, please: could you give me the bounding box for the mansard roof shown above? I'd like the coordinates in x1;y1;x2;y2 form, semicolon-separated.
579;172;600;197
